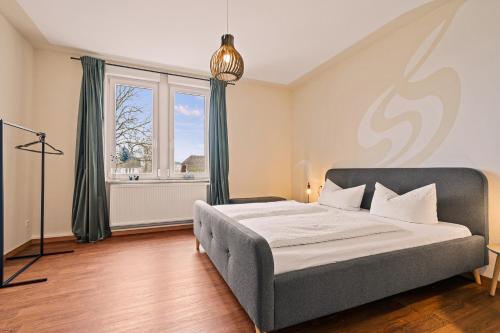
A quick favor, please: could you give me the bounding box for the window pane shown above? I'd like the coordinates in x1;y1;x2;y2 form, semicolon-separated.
113;84;153;174
173;92;206;174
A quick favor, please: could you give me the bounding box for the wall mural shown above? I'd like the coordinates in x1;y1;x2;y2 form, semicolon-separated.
357;1;462;167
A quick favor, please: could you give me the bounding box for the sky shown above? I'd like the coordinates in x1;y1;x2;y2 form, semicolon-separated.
115;85;205;164
174;92;205;163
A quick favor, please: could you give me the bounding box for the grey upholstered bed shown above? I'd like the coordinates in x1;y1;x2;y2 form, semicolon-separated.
193;168;488;332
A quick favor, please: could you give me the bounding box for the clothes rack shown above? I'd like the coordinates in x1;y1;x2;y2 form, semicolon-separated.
0;119;73;289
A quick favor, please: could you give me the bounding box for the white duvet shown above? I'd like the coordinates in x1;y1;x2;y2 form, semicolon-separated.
214;201;472;275
216;200;328;221
220;205;402;248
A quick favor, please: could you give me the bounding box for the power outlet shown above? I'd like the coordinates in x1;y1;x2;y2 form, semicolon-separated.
25;219;31;237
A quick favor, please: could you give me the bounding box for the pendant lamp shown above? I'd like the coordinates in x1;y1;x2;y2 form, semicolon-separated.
210;0;244;82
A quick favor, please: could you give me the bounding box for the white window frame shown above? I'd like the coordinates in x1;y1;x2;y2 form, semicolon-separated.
105;75;159;180
168;85;210;179
104;67;210;182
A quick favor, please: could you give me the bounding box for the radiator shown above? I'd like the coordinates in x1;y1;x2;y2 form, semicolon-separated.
109;182;209;227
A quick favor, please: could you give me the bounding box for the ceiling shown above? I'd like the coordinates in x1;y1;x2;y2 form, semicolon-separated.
17;0;430;84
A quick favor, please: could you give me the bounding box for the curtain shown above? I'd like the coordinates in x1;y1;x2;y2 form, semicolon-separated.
209;78;230;205
72;56;111;242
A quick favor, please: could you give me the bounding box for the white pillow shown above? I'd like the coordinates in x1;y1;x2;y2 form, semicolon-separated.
318;179;366;211
370;182;438;224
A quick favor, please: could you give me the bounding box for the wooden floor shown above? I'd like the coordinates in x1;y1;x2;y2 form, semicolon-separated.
1;230;499;333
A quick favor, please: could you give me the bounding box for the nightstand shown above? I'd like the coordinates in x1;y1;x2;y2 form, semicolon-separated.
487;244;500;296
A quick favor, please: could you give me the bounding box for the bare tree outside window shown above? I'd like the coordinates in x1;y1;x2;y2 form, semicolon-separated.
113;84;153;174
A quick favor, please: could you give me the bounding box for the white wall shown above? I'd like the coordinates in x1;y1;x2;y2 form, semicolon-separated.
227;80;292;199
291;0;500;278
30;49;81;238
0;12;35;253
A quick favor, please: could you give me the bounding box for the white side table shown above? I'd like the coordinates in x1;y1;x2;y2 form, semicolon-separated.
487;244;500;296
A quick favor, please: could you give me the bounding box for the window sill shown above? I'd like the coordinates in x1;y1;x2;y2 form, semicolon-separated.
106;179;209;185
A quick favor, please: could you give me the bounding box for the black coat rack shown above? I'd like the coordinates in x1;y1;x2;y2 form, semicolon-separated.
0;119;73;289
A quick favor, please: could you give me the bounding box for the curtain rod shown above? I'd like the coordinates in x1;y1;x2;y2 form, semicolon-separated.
70;57;234;85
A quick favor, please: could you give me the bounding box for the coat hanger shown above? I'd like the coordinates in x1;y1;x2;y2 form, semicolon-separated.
15;136;64;155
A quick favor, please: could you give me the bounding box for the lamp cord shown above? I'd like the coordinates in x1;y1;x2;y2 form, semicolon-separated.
227;0;229;34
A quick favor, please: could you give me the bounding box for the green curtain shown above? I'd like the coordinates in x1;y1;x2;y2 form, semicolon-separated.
72;56;111;242
209;78;230;205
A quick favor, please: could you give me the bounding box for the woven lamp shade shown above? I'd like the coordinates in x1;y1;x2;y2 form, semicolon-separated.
210;34;244;82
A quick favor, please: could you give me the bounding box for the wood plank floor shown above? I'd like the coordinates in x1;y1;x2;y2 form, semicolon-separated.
1;230;499;333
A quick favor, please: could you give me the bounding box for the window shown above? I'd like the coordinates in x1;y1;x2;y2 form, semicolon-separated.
114;84;154;175
171;90;208;176
105;68;209;180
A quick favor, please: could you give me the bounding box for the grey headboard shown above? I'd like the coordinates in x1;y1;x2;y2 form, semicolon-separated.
325;168;488;239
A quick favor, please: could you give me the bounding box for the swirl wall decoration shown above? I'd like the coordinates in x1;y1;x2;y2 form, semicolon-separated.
358;4;462;167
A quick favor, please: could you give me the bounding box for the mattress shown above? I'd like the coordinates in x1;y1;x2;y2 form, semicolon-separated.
215;201;472;275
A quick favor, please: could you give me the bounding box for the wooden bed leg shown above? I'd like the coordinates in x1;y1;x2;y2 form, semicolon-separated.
195;238;200;252
255;326;266;333
473;268;482;285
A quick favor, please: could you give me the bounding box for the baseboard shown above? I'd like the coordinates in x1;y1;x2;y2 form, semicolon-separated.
111;219;193;230
111;223;193;236
3;239;33;259
3;223;192;256
31;235;76;244
29;223;193;243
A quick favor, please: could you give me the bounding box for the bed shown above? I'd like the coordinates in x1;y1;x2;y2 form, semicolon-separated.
193;168;488;332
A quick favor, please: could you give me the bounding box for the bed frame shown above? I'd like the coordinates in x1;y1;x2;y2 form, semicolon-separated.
193;168;488;332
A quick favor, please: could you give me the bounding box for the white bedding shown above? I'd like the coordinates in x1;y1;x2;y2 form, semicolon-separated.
220;205;402;248
219;200;328;221
214;201;472;275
